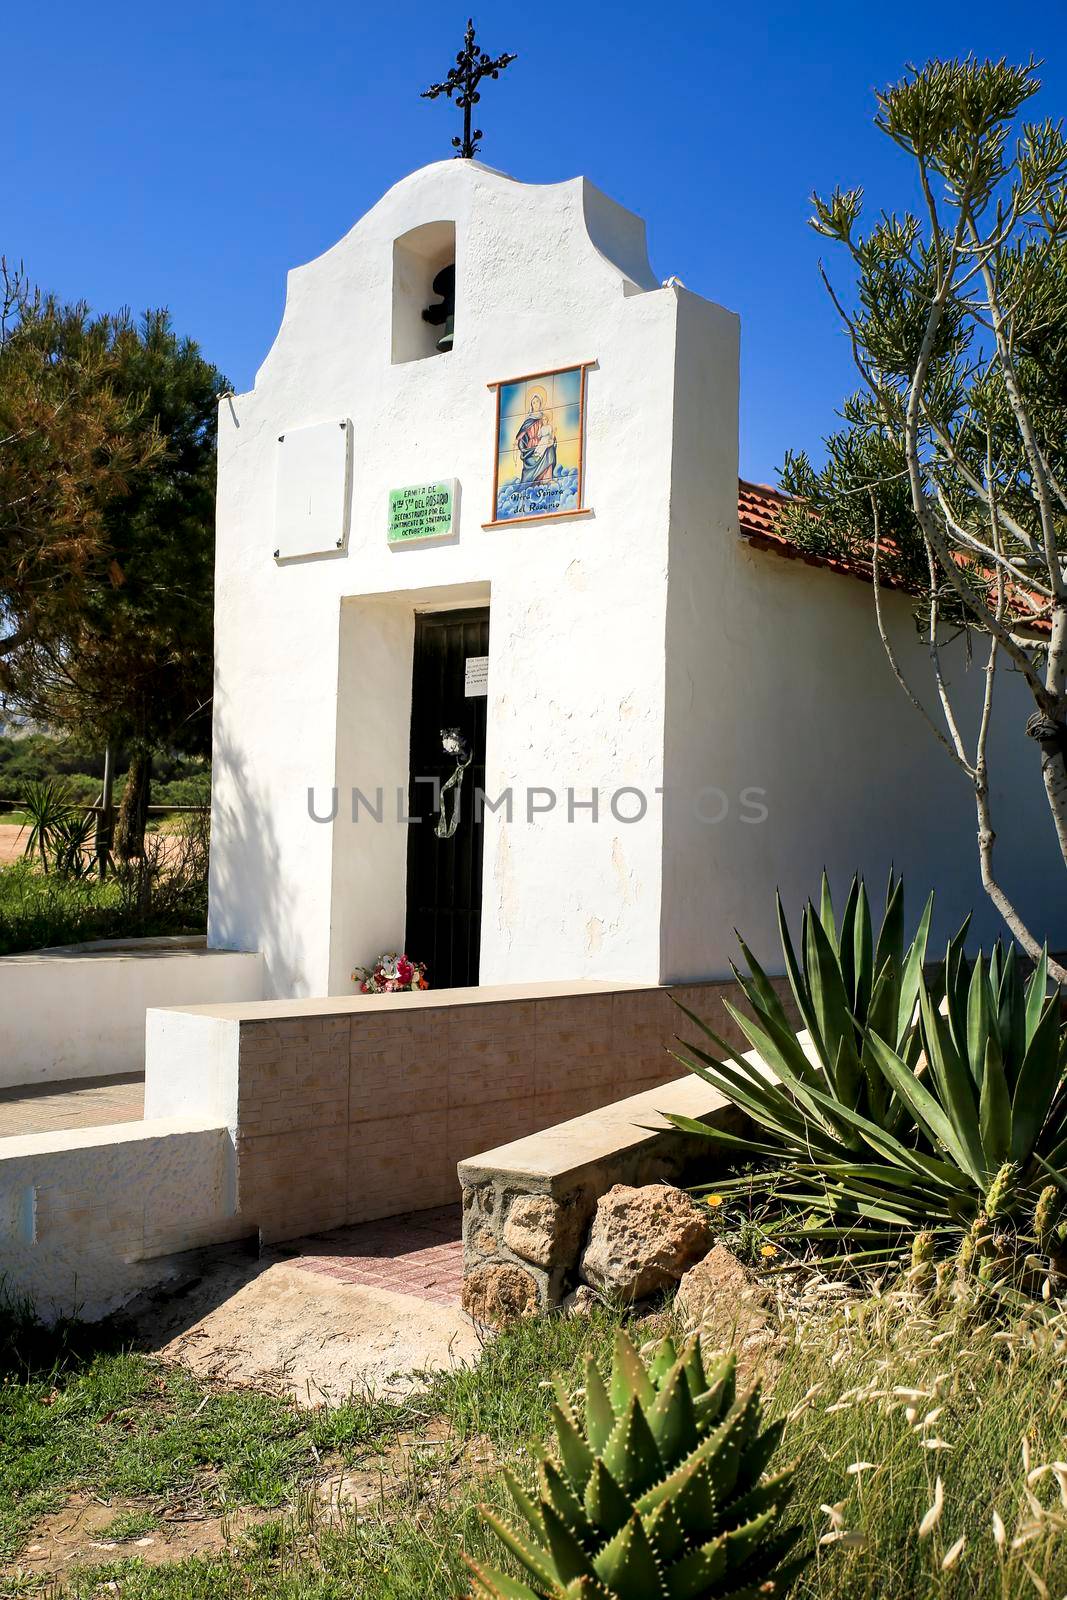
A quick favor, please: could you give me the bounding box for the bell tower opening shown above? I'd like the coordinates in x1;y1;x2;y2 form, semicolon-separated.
391;220;457;363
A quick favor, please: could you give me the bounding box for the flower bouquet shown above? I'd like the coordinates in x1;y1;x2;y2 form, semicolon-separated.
352;951;428;994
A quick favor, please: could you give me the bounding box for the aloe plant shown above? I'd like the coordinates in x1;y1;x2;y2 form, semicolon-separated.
671;877;1067;1260
468;1330;807;1600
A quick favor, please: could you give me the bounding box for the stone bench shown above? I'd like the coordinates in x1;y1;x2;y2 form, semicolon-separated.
458;1072;745;1318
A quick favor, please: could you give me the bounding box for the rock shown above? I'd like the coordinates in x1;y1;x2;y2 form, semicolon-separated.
675;1244;768;1343
503;1194;586;1270
469;1225;497;1258
462;1263;540;1327
578;1183;713;1302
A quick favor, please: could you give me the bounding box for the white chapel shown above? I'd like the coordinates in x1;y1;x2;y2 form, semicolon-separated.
207;159;1066;999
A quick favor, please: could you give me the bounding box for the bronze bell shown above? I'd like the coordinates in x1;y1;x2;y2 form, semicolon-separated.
421;263;455;353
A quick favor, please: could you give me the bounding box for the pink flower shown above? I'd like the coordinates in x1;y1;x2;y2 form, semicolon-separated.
396;956;414;986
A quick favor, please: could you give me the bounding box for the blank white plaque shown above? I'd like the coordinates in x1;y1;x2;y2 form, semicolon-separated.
273;418;352;559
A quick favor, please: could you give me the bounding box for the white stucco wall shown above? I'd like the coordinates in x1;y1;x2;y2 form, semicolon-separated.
210;161;681;997
660;289;1067;971
210;160;1067;1000
0;941;263;1089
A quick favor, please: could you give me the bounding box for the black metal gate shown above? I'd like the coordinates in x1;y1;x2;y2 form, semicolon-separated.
404;608;490;988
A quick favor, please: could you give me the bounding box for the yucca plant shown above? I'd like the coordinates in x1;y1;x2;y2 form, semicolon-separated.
18;779;79;874
468;1330;807;1600
52;809;99;879
671;877;1067;1265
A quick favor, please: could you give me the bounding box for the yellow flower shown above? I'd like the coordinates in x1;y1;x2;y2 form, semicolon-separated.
760;1244;779;1259
705;1195;724;1208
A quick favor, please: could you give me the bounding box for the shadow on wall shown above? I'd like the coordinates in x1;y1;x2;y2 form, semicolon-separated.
206;725;298;997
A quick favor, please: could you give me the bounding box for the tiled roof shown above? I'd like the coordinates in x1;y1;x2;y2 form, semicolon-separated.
737;478;888;588
737;479;792;542
736;478;1051;633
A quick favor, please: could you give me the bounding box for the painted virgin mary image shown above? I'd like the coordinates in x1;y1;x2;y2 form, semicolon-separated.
493;366;584;522
515;389;557;488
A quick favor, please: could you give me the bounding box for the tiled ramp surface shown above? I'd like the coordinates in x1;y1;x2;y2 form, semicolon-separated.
290;1204;464;1306
0;1073;145;1137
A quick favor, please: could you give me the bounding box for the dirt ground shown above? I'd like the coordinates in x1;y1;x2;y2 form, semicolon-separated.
126;1244;484;1408
0;822;26;864
3;1235;488;1586
5;1418;481;1584
0;821;189;870
9;1494;278;1582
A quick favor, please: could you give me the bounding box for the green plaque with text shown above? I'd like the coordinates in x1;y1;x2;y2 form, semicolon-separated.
388;479;457;544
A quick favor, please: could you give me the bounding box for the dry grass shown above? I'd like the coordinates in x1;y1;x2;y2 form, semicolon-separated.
765;1272;1067;1599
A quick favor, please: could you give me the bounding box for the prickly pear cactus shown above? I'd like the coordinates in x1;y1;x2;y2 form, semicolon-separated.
467;1330;808;1600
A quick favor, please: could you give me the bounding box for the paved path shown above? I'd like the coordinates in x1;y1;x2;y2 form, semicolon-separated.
291;1204;465;1307
0;1073;145;1137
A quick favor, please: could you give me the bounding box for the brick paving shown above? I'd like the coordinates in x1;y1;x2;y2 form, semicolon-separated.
0;1073;145;1137
291;1204;465;1307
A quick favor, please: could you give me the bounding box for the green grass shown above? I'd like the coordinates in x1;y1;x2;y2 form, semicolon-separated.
0;1314;396;1565
0;851;207;956
0;860;126;954
0;1288;629;1594
98;1510;162;1543
778;1284;1067;1599
5;1283;1067;1598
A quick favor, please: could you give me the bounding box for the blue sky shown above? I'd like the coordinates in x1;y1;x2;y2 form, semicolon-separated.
7;2;1064;483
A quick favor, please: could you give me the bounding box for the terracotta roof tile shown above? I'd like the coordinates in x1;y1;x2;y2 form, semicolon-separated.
735;478;1051;634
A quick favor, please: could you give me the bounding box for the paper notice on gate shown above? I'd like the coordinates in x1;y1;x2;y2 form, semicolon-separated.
464;656;489;697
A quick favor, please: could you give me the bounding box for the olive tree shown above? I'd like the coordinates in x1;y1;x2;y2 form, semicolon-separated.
780;58;1067;979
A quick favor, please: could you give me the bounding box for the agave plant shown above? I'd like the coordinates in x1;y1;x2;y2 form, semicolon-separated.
468;1330;807;1600
671;877;1067;1260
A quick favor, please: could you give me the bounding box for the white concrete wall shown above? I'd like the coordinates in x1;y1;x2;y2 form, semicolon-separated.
143;1007;241;1124
209;161;676;998
661;289;1067;973
0;943;263;1089
0;1119;241;1322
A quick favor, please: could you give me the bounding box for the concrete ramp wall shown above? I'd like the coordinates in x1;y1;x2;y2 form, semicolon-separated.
0;1119;246;1322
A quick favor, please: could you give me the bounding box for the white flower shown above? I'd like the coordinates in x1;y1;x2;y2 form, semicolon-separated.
992;1509;1006;1549
819;1530;867;1549
847;1461;880;1475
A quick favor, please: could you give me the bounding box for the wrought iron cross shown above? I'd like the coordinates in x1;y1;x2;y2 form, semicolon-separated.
422;18;517;160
